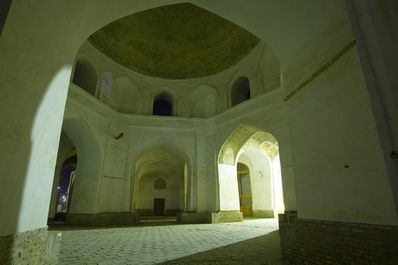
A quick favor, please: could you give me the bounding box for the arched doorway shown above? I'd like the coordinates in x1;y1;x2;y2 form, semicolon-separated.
48;131;77;223
218;125;284;219
47;118;102;225
237;163;253;216
53;155;77;221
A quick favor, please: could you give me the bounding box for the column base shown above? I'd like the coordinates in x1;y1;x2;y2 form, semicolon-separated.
0;227;61;265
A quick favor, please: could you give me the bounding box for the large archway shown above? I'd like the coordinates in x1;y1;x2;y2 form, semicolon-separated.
217;125;284;219
58;118;102;223
131;144;192;222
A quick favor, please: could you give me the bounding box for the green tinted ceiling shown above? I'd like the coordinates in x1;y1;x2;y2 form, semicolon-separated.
89;3;259;79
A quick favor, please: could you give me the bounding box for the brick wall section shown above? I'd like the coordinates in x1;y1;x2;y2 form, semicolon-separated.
0;228;61;265
211;211;243;223
279;213;398;264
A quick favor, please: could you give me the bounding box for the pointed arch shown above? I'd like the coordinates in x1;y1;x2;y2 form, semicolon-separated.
218;124;278;165
217;124;283;214
62;117;102;215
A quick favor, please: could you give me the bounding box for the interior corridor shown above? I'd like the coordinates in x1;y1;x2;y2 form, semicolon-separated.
50;219;282;265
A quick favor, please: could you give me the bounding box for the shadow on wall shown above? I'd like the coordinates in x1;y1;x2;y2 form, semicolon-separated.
0;0;12;35
72;60;98;96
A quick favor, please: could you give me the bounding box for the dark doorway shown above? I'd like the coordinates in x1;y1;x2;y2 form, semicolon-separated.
54;155;77;222
153;99;172;116
153;92;173;116
231;76;251;106
153;198;165;216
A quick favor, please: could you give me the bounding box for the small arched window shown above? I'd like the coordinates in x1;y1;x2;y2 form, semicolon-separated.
153;92;173;116
72;60;97;96
154;178;166;190
231;76;251;106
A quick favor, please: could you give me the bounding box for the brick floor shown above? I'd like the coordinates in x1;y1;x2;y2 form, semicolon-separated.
50;218;283;265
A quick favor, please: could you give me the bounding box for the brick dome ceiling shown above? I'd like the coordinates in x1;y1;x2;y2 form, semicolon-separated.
89;3;259;79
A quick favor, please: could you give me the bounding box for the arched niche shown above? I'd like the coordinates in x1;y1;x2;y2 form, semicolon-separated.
231;76;251;106
154;178;166;190
72;60;98;96
107;75;141;114
187;84;218;118
153;92;173;116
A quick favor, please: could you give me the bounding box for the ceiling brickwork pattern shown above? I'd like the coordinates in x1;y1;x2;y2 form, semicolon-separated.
90;3;259;79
